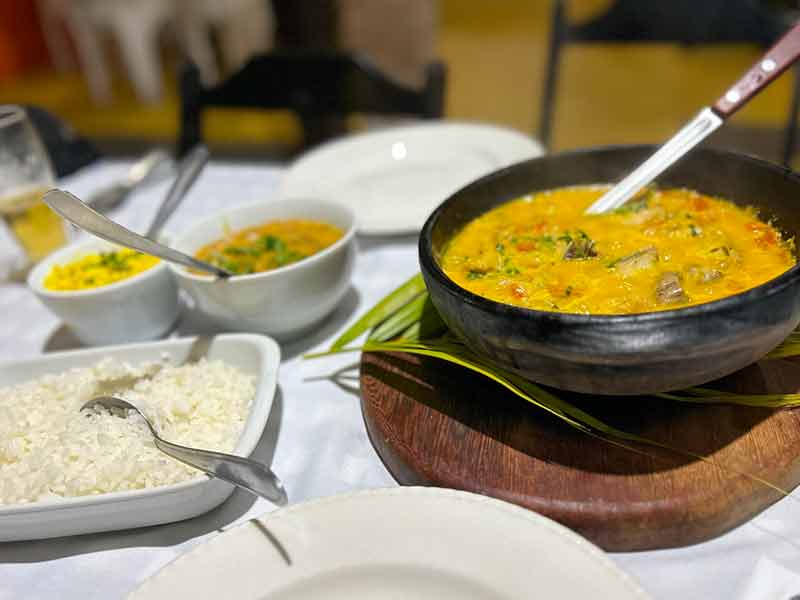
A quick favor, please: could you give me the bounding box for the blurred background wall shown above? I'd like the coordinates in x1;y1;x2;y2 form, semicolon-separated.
0;0;796;163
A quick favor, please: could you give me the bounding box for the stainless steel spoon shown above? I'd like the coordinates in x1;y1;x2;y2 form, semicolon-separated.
86;149;173;214
44;189;233;278
145;144;209;240
81;396;287;505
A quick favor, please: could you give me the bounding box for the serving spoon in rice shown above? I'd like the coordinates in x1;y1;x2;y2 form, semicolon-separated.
81;396;287;505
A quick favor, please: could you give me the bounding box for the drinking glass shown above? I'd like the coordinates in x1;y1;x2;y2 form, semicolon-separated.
0;105;67;274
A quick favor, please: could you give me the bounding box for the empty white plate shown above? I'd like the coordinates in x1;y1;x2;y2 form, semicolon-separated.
130;487;650;600
278;122;544;235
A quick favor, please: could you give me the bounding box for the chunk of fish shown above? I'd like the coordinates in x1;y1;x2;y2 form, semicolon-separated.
563;237;597;260
610;246;658;277
687;265;723;283
622;205;666;226
709;246;741;269
656;271;688;304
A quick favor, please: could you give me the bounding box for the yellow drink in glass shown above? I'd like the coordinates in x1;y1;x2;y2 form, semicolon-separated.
0;185;66;264
0;106;65;275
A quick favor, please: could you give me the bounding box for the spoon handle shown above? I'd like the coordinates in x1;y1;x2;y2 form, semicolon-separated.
713;22;800;117
86;149;172;213
153;436;287;505
586;21;800;215
44;189;231;278
145;144;209;240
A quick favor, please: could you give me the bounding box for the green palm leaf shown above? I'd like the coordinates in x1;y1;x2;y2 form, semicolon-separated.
330;273;427;351
308;271;800;495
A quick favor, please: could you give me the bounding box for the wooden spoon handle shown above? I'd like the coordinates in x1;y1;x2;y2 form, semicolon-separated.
713;22;800;118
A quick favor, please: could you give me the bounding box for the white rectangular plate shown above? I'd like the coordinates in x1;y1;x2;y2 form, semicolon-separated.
0;333;280;542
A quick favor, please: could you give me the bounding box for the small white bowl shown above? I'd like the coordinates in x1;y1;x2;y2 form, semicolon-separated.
168;198;356;340
27;237;180;346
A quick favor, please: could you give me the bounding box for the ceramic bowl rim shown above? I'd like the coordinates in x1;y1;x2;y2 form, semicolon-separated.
419;144;800;325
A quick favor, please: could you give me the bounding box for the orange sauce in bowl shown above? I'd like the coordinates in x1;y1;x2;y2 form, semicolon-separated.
441;186;795;314
195;219;342;275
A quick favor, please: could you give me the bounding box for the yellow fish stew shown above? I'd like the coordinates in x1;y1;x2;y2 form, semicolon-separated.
195;219;343;275
44;249;159;291
441;186;795;315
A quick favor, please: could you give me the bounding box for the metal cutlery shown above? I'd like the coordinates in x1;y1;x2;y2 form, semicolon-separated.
586;21;800;214
86;149;173;213
43;189;233;278
145;144;209;240
81;396;287;505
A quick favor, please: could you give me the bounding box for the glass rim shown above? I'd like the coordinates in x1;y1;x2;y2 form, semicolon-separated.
0;105;27;129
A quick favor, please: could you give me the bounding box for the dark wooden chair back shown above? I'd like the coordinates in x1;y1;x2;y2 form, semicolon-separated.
178;50;447;156
539;0;795;163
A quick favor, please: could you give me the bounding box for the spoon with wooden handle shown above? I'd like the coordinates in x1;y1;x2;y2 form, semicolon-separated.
587;21;800;214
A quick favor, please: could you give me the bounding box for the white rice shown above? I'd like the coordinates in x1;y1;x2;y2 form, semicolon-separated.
0;357;255;505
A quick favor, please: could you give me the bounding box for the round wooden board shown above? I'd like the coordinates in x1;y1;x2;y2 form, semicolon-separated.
360;351;800;551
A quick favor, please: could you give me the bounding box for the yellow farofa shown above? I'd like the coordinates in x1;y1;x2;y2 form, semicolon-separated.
442;186;796;315
44;249;160;291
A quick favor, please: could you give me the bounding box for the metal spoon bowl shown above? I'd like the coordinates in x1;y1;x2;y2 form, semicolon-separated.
81;396;287;505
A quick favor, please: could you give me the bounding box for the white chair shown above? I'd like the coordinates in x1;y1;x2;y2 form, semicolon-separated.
38;0;274;104
173;0;275;86
85;0;174;104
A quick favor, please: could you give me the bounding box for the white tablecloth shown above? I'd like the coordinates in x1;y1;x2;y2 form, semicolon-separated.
2;161;800;600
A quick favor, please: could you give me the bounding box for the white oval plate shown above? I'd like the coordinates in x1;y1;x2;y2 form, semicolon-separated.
278;122;544;235
131;487;650;600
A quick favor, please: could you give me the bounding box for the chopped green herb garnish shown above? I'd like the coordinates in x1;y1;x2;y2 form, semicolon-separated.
215;258;244;274
537;235;555;249
261;235;286;252
611;188;655;214
223;246;263;257
275;249;305;267
562;231;598;260
98;251;131;272
612;198;647;214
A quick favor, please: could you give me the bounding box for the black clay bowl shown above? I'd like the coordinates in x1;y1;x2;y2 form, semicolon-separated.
419;145;800;395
